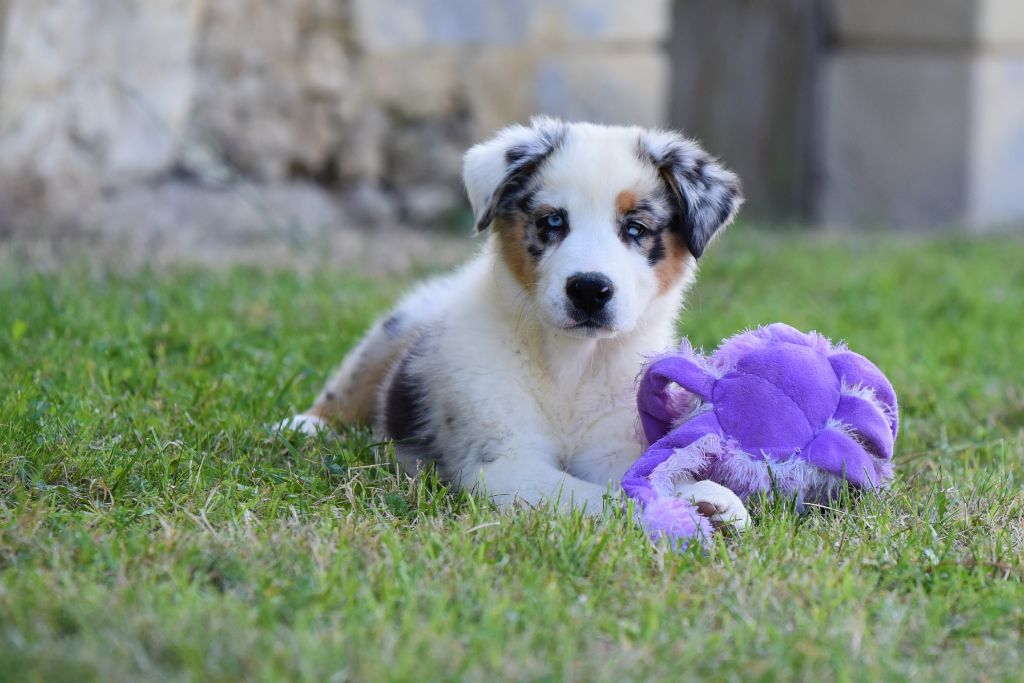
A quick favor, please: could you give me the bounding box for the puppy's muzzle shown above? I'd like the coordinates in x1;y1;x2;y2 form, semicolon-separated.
566;272;614;321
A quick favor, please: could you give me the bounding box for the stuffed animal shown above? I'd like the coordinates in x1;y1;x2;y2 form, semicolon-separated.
622;323;898;547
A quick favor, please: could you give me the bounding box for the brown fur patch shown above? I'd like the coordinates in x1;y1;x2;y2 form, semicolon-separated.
309;356;393;425
495;214;538;290
656;232;692;295
615;189;637;216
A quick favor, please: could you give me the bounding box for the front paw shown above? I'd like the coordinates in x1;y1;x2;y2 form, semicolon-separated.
274;414;334;438
673;479;750;531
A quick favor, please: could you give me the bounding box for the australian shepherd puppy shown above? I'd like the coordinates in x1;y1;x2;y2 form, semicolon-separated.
283;117;749;528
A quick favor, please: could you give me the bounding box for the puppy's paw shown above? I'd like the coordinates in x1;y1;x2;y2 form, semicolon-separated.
673;479;750;531
274;414;333;438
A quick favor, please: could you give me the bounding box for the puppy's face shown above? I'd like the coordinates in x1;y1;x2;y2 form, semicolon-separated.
465;119;742;338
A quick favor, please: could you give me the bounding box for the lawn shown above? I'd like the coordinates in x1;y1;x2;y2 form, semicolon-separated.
1;228;1023;682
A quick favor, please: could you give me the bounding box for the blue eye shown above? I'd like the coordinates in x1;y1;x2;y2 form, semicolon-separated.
538;213;567;239
625;221;649;240
544;213;564;229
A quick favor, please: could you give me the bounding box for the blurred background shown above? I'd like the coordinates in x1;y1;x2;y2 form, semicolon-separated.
1;0;1022;267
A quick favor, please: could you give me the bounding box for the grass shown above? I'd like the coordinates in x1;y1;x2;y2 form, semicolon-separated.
1;228;1023;682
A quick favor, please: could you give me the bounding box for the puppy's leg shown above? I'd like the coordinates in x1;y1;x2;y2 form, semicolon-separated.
312;313;415;424
280;272;466;436
462;455;616;515
470;453;749;527
379;357;614;513
279;312;417;436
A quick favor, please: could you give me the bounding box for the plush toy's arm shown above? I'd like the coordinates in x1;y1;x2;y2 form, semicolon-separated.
624;411;724;501
622;410;751;546
828;351;900;438
637;354;717;445
621;447;675;506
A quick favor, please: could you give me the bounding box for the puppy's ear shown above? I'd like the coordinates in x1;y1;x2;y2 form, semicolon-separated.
463;116;567;232
641;131;743;258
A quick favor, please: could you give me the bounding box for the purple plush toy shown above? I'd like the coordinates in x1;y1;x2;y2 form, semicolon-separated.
623;323;898;547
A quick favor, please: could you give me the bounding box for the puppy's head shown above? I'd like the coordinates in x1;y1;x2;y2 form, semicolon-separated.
465;117;742;338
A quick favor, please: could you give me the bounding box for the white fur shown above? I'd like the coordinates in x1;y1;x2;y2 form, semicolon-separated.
463;115;567;222
385;241;681;512
529;125;676;336
289;119;745;526
673;479;750;529
276;413;330;437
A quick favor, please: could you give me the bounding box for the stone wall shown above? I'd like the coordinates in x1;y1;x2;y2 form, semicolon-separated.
822;0;1024;231
0;0;670;255
6;0;1017;244
668;0;1024;231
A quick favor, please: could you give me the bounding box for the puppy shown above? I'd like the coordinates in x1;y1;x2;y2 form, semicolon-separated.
284;118;749;528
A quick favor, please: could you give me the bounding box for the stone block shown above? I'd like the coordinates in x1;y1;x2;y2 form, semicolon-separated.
360;51;460;118
533;49;668;128
188;0;358;182
384;119;468;189
353;0;532;51
352;0;669;51
966;57;1024;228
401;183;461;226
821;51;1024;230
822;53;971;228
464;48;539;138
529;0;671;46
0;0;203;186
337;108;388;184
465;47;669;139
833;0;1024;49
976;1;1024;50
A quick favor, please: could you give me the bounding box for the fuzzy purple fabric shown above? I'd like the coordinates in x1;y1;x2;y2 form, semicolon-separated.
638;497;713;550
624;323;898;546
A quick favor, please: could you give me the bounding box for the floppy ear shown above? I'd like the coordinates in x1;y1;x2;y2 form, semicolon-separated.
641;131;743;258
463;116;567;233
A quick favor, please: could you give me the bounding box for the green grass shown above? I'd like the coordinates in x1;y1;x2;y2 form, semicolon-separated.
1;229;1023;682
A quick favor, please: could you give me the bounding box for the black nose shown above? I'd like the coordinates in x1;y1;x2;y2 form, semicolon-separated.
566;272;615;315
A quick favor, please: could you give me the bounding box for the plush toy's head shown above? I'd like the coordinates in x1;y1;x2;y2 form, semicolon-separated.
623;323;898;545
